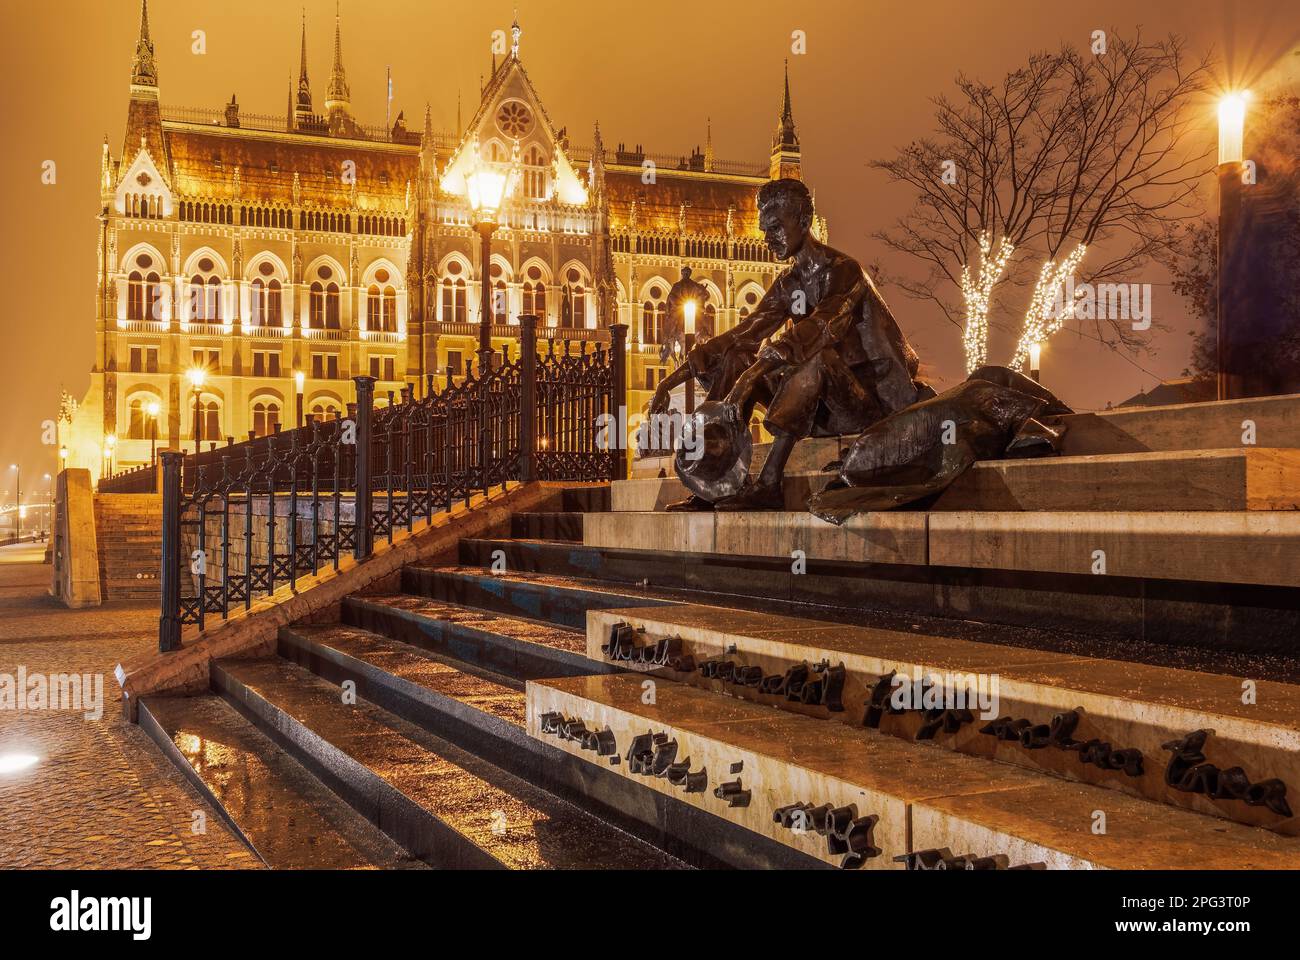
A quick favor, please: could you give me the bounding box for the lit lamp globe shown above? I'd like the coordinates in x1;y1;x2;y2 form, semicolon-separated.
1217;92;1249;166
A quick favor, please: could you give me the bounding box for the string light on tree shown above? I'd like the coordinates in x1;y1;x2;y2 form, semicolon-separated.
1012;243;1087;369
960;231;1014;374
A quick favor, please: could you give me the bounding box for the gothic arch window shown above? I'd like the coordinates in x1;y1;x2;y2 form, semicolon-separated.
126;395;161;440
522;264;547;320
560;267;587;328
489;262;509;323
191;398;222;442
251;400;281;438
127;271;146;320
523;144;547;200
441;259;467;323
309;283;324;328
188;256;225;322
366;284;381;330
642;283;666;344
309;401;340;424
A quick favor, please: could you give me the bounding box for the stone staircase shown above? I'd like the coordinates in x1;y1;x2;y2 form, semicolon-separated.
138;397;1300;869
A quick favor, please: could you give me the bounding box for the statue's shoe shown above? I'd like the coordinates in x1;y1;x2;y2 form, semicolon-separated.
714;481;784;511
664;494;715;513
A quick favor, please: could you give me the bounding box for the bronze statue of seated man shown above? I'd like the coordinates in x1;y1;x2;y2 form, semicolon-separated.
666;177;932;510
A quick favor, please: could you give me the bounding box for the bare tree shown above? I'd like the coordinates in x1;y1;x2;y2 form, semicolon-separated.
873;30;1214;370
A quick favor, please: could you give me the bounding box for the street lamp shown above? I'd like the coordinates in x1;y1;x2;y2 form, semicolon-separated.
465;143;521;366
146;400;161;463
104;435;116;477
1028;341;1042;383
8;465;18;542
1216;91;1250;401
187;367;206;453
294;370;306;428
683;299;697;414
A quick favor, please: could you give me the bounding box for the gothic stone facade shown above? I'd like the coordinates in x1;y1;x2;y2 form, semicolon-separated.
64;5;819;477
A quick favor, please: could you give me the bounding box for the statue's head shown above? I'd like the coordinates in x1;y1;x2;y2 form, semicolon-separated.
757;178;814;261
680;266;693;280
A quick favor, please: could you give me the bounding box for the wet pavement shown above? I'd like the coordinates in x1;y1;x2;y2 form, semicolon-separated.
0;558;254;869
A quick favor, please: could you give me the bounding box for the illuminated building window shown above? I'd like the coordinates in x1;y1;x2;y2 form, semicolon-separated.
251;401;281;437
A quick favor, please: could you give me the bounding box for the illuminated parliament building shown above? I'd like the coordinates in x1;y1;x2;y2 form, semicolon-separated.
61;2;821;477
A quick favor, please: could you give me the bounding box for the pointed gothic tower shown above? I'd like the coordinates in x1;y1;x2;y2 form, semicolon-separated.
294;12;314;128
324;4;361;136
123;0;168;173
770;60;801;180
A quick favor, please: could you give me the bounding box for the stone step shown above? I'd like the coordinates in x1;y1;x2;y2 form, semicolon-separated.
628;393;1300;479
585;509;1300;590
617;448;1300;513
139;693;423;869
276;623;819;869
403;563;677;631
584;603;1300;834
211;655;684;869
455;536;1300;654
342;594;602;681
529;673;1300;869
510;511;584;542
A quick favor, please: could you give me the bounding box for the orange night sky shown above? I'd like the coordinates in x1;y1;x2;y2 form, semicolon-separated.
2;0;1298;489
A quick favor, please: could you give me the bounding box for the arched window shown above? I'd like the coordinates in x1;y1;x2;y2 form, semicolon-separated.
191;399;221;441
325;283;340;329
366;284;381;330
382;287;397;332
489;263;508;324
187;256;225;322
561;268;587;328
642;283;666;343
522;264;546;320
127;272;145;321
252;401;281;438
309;402;340;424
441;260;467;323
523;144;547;200
309;283;325;328
267;280;282;327
126;397;160;440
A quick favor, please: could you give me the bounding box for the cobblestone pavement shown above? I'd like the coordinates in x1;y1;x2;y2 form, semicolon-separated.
0;556;256;869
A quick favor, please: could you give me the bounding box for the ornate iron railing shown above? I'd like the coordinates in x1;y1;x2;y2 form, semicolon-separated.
159;317;627;651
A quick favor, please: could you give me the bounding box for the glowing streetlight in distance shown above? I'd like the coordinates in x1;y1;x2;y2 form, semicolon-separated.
683;300;697;337
295;370;306;393
187;367;207;390
1218;91;1250;165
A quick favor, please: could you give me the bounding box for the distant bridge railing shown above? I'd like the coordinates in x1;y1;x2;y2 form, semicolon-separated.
159;317;627;651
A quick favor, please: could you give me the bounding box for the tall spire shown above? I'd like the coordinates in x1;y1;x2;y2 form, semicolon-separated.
327;2;350;107
296;10;313;115
704;117;715;172
130;0;158;87
774;59;798;152
770;60;802;180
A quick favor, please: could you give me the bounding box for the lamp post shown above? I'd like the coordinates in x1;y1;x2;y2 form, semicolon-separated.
146;400;160;463
683;299;697;414
43;473;51;538
466;144;521;368
8;465;18;542
294;370;306;428
1216;91;1250;401
1028;341;1042;383
104;435;116;477
188;367;206;454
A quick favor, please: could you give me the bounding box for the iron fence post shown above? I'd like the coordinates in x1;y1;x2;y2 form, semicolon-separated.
158;451;183;652
353;375;376;561
609;323;628;482
519;314;538;482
